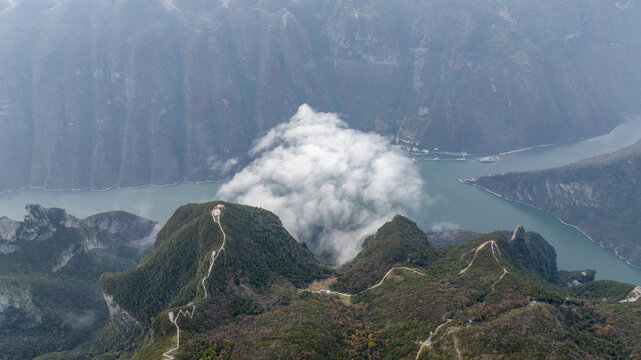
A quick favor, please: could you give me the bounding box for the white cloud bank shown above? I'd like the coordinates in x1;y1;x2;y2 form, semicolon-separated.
218;104;425;265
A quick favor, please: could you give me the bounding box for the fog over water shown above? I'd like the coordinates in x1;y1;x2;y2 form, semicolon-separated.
1;114;641;283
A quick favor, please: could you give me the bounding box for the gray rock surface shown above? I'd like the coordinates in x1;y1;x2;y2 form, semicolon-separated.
1;0;641;191
471;141;641;267
0;217;17;241
0;285;41;329
0;205;157;358
510;225;525;242
2;204;158;272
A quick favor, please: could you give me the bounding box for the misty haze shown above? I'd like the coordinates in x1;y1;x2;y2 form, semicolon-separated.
1;1;641;359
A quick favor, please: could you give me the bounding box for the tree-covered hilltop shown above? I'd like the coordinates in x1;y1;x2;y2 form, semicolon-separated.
98;202;329;359
467;140;641;268
101;202;328;322
0;205;157;360
13;201;640;358
166;223;641;359
331;215;432;293
92;202;641;359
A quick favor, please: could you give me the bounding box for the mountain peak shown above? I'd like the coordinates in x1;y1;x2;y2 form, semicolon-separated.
101;201;328;324
332;215;431;293
510;225;526;242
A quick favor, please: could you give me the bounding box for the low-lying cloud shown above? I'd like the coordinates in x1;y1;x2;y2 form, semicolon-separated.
218;104;425;265
430;221;460;233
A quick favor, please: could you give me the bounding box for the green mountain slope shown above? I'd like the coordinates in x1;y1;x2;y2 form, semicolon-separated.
332;215;432;293
0;205;157;360
466;140;641;268
160;221;641;359
100;202;329;359
85;202;641;359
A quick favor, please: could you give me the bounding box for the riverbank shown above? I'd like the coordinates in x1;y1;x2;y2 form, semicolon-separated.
0;178;228;195
459;179;641;271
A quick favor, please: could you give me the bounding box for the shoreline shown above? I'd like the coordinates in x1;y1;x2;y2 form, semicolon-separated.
459;179;641;271
405;140;563;160
0;178;226;195
497;143;557;156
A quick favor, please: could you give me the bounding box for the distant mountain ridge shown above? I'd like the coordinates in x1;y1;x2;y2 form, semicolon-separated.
2;0;641;191
0;205;158;360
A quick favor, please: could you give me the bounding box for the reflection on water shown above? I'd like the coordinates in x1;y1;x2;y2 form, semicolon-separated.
1;116;640;284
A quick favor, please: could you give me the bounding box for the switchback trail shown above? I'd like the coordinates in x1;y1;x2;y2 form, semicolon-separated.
305;239;512;359
416;239;509;359
162;204;226;360
460;240;508;292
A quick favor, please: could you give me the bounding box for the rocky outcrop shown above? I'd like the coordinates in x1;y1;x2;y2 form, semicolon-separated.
16;204;77;242
1;204;158;272
510;225;525;242
0;285;41;329
1;0;641;191
620;286;641;303
102;292;138;329
0;205;158;359
505;227;558;282
0;217;17;241
0;217;18;253
82;211;159;251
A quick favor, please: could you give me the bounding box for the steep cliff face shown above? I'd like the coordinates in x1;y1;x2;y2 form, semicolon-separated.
1;0;641;191
506;226;558;282
469;141;641;268
0;204;158;266
0;205;158;359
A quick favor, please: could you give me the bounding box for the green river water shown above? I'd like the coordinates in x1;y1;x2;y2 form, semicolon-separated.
2;117;641;285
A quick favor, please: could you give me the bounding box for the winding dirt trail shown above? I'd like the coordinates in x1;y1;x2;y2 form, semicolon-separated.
415;240;509;359
306;239;514;359
308;266;430;358
460;240;508;292
452;334;462;360
368;267;426;291
162;205;226;360
308;267;427;297
415;318;452;360
307;267;427;304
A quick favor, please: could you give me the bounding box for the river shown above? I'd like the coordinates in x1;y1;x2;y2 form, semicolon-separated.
2;116;641;285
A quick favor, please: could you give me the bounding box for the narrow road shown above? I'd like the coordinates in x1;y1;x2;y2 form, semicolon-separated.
415;318;452;360
460;240;508;292
417;240;509;359
162;205;226;360
368;267;426;291
307;266;428;358
452;334;462;360
621;286;641;303
306;267;427;300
